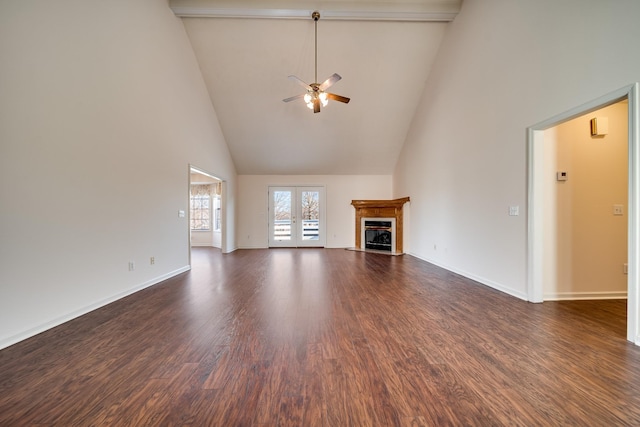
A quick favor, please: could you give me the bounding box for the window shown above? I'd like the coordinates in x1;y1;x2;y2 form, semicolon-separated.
190;185;212;231
213;195;221;232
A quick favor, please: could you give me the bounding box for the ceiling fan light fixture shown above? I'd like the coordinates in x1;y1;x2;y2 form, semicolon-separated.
282;11;350;113
319;92;328;106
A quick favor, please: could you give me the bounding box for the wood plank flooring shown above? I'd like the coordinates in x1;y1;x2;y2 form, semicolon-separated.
1;248;640;425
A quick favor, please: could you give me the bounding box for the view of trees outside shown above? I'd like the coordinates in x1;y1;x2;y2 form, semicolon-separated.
273;191;291;221
300;191;319;220
273;191;319;220
272;190;320;241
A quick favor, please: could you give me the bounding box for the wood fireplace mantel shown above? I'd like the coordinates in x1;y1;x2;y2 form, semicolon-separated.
351;197;410;253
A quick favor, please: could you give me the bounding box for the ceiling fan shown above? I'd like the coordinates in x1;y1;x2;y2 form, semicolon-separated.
283;11;350;113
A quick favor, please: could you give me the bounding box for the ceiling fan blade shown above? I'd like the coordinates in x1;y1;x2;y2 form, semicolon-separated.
288;75;312;91
283;94;305;103
326;93;350;104
319;73;342;91
313;98;320;113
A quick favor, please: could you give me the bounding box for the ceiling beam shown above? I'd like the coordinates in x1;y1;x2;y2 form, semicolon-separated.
169;0;460;22
170;7;457;21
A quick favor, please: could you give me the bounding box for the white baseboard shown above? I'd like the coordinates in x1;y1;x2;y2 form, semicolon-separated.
407;252;529;301
544;291;627;301
0;266;191;351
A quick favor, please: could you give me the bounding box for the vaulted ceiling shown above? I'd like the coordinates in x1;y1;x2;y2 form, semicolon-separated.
171;0;462;175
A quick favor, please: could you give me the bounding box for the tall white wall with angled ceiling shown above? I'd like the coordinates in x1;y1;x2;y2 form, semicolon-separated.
394;0;640;305
0;0;237;349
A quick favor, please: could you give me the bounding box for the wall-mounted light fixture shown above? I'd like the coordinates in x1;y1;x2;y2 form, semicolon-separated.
590;117;609;136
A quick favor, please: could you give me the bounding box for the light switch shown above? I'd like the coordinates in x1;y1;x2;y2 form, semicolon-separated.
179;210;185;218
509;206;519;216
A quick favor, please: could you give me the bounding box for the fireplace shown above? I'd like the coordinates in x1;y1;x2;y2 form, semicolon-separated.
363;219;395;252
351;197;409;254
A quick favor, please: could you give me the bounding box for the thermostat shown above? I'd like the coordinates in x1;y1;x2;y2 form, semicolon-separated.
556;171;568;181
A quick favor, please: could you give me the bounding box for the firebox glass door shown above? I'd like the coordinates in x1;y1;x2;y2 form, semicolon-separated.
269;186;325;247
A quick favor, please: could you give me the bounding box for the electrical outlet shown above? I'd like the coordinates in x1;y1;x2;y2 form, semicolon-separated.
509;206;519;216
128;261;135;271
613;205;624;216
150;257;155;265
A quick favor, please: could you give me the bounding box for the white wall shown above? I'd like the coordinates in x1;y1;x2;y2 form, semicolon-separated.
238;175;392;248
394;0;640;299
0;0;237;349
543;102;628;299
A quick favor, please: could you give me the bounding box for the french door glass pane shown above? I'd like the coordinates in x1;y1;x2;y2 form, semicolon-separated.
300;191;319;241
273;190;292;241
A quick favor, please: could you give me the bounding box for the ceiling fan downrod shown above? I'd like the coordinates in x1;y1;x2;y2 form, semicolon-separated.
282;10;350;113
313;11;320;84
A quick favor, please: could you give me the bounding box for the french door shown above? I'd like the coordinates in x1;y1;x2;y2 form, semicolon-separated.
268;186;325;247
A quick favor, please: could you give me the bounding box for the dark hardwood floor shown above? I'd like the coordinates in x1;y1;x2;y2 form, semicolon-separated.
1;248;640;426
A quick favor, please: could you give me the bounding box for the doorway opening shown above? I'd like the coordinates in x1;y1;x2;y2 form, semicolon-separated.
542;101;628;300
527;83;640;344
189;165;226;264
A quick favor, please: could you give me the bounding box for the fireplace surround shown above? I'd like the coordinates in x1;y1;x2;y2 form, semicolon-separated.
351;197;410;254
